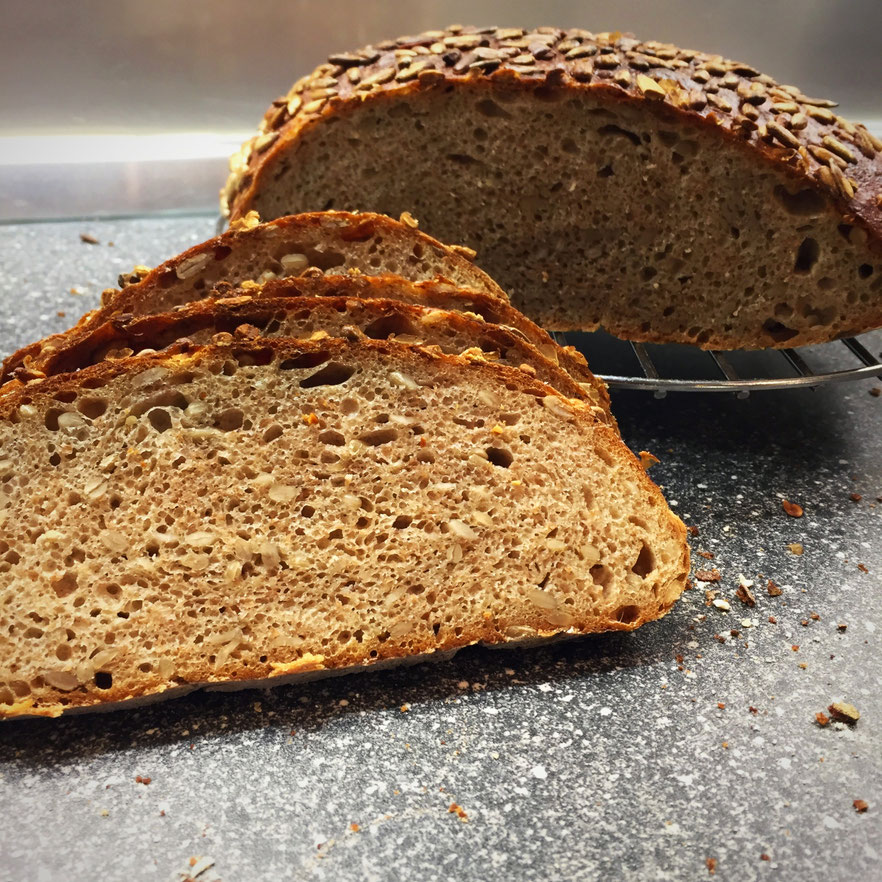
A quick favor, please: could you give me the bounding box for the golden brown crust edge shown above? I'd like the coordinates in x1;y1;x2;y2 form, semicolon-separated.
0;337;688;719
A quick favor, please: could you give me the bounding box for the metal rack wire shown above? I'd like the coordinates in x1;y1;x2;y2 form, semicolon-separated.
555;333;882;399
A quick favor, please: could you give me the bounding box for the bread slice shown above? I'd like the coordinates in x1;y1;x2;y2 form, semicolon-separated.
17;294;611;420
0;337;687;718
3;274;611;421
1;210;506;383
225;26;882;349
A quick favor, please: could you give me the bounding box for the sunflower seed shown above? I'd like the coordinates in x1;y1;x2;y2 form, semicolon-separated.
708;93;733;112
301;98;328;114
822;135;856;163
566;44;598;60
767;120;800;148
807;106;835;123
396;60;432;81
496;27;526;41
594;53;620;69
790;112;808;130
808;145;847;168
740;102;759;120
771;101;799;113
853;127;878;157
688;89;708;110
636;73;665;98
358;67;395;88
328;51;379;67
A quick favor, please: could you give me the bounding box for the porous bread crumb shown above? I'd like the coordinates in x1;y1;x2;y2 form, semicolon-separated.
0;338;687;717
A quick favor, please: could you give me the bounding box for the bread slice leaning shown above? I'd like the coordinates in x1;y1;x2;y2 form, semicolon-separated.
3;274;611;422
9;295;612;422
1;211;506;384
225;25;882;349
0;337;688;718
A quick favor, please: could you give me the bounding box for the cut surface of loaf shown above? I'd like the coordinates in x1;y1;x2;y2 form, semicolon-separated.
2;211;505;384
16;295;611;422
0;338;688;718
226;26;882;349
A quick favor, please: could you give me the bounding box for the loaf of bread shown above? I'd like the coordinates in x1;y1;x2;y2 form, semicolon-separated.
0;337;688;717
3;274;610;421
2;211;505;385
224;25;882;349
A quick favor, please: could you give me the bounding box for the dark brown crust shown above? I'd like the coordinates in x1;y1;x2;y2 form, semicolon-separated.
0;211;507;385
20;294;608;418
1;274;611;420
226;26;882;244
0;337;688;718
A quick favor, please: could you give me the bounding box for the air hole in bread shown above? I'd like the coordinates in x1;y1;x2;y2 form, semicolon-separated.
447;153;481;166
262;423;283;443
598;124;640;147
590;564;613;588
299;362;356;388
762;319;798;343
392;515;413;529
280;350;330;370
357;427;398;446
597;164;614;178
476;98;512;119
615;604;640;624
363;314;419;339
486;446;513;468
50;571;78;598
147;408;173;433
130;390;189;418
77;397;108;419
94;671;113;690
318;429;346;446
773;185;826;217
858;264;873;279
794;237;820;274
215;408;245;431
631;543;656;578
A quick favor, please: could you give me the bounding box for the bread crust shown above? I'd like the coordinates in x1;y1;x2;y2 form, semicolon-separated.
0;337;688;719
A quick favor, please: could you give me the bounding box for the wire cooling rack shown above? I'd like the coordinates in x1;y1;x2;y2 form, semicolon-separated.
554;332;882;399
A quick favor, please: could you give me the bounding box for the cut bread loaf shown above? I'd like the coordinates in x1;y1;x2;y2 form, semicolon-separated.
14;295;610;420
3;275;610;421
0;338;688;718
225;25;882;349
2;210;506;384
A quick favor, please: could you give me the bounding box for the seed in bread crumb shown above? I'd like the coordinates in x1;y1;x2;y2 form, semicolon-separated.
815;711;830;726
706;857;717;875
828;702;860;724
782;499;803;517
80;232;100;245
854;799;869;813
767;580;783;596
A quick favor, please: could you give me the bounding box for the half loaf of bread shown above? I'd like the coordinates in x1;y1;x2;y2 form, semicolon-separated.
0;337;687;718
224;25;882;349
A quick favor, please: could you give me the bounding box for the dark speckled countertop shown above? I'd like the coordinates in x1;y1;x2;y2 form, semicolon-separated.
0;216;880;882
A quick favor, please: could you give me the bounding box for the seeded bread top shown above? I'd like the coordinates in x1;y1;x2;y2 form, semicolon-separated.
223;25;882;244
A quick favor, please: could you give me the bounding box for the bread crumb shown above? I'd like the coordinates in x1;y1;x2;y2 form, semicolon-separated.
788;543;804;555
638;450;660;470
767;580;783;597
828;702;860;724
135;775;152;785
350;822;361;832
870;388;881;397
837;623;848;632
687;525;699;537
706;857;717;875
760;853;771;861
815;711;830;727
854;799;869;813
850;493;863;502
695;568;721;582
782;499;803;517
79;232;100;245
400;703;410;713
717;702;726;709
448;802;468;822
